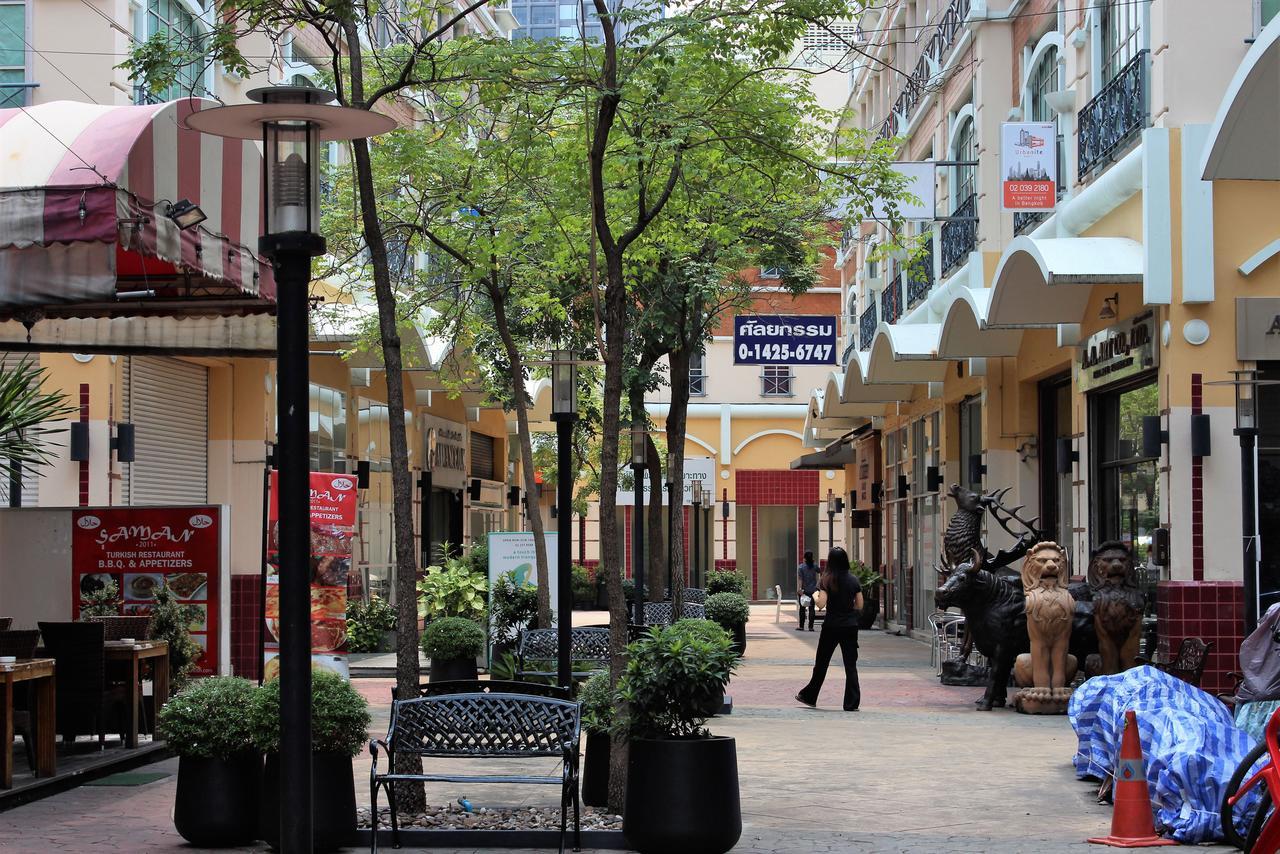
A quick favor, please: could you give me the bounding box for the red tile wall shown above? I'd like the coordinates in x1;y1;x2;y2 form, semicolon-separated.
1155;580;1243;695
735;470;820;506
230;574;262;680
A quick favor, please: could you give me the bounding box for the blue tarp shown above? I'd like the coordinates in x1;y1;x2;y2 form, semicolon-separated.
1068;666;1263;843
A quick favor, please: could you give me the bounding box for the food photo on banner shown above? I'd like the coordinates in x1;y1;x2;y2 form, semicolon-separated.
263;472;359;680
1000;121;1057;211
72;506;221;675
733;315;837;365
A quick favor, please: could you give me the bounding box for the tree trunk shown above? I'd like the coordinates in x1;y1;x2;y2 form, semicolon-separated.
645;435;665;602
486;276;552;628
666;346;693;614
342;19;423;811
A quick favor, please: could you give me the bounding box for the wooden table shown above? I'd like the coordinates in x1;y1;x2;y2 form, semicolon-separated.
104;641;168;749
0;658;55;788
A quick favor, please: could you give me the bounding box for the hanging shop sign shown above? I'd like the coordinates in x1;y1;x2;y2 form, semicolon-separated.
734;315;837;365
421;414;468;491
617;456;716;505
849;161;936;222
1075;311;1159;392
1000;122;1057;211
72;506;221;677
1236;297;1280;360
264;471;358;680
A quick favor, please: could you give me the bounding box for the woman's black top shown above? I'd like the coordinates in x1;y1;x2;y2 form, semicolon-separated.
822;570;863;629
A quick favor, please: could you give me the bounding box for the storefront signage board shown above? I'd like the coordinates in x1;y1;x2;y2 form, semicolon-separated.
1000;122;1057;211
1075;312;1159;392
617;456;715;505
733;315;837;365
1237;297;1280;360
72;506;222;676
264;471;358;680
421;414;468;491
487;531;560;609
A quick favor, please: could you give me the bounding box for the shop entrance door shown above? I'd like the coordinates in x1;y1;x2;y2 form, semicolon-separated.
758;505;798;598
1258;363;1280;615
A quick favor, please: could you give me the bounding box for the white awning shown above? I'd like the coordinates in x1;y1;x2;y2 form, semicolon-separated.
986;236;1143;328
937;288;1023;358
1202;15;1280;180
865;323;950;383
838;350;917;402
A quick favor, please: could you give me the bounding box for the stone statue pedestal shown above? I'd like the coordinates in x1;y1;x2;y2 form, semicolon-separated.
1013;652;1077;715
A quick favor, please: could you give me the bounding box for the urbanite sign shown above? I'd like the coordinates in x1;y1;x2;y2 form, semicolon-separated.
733;315;837;365
1075;311;1159;392
1001;122;1057;211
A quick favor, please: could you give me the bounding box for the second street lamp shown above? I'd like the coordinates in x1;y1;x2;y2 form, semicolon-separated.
666;452;678;598
186;86;394;854
691;480;703;590
631;425;647;625
550;350;578;688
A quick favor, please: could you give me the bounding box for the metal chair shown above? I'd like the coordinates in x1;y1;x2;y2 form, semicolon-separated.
1135;637;1214;688
928;611;966;673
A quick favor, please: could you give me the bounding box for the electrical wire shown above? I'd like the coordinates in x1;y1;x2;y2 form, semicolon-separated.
0;14;100;104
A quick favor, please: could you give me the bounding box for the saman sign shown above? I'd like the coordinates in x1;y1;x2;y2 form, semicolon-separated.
734;315;837;365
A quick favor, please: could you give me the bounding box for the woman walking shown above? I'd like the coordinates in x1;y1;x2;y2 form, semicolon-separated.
795;547;863;711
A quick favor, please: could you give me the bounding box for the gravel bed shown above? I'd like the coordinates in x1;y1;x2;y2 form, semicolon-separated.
357;803;623;830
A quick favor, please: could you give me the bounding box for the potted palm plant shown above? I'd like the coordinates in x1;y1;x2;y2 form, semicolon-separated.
251;670;371;851
851;560;884;630
618;619;741;854
157;676;262;847
704;592;750;656
577;671;613;808
421;616;485;682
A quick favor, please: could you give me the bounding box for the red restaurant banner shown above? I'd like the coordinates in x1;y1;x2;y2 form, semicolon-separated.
72;506;221;676
264;472;357;680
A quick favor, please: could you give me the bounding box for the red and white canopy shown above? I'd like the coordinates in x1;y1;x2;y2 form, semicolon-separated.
0;97;274;314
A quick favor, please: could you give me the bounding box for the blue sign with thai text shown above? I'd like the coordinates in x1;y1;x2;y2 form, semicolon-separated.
733;315;837;365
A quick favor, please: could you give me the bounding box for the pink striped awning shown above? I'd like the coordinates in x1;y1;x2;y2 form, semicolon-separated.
0;98;274;314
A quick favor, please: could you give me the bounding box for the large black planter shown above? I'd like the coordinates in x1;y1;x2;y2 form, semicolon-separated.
261;751;357;851
582;731;610;807
730;623;747;657
173;753;262;847
858;590;881;630
623;736;741;854
429;656;478;682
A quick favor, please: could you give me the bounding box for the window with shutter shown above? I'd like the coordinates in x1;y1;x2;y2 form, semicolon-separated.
124;356;208;505
470;432;495;480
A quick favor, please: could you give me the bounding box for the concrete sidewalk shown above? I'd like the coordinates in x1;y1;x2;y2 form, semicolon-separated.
0;605;1224;853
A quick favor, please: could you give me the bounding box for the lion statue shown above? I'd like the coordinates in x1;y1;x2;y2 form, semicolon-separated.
1013;541;1076;713
1088;541;1144;675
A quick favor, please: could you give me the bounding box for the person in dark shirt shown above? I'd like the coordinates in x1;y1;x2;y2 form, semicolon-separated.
795;546;863;711
796;550;819;631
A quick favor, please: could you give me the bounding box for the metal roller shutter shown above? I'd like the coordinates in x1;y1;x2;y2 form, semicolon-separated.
469;432;495;481
124;356;208;505
0;352;41;506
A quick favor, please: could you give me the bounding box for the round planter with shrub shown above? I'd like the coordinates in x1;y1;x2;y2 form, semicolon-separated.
422;616;485;682
706;569;748;598
704;592;750;657
852;561;884;630
619;619;741;854
344;595;397;653
158;675;263;848
577;671;613;808
250;670;371;851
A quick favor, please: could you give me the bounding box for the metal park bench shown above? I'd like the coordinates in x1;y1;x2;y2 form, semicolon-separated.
368;692;582;853
515;627;610;681
682;588;707;604
642;601;705;625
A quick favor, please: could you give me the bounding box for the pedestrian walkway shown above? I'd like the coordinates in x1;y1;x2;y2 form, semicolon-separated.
0;605;1229;853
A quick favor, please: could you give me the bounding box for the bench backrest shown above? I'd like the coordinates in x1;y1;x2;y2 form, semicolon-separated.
388;693;581;758
517;627;610;664
643;601;706;625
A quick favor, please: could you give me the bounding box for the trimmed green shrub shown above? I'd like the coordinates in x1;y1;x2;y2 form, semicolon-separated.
250;670;370;757
571;564;594;606
706;569;748;597
416;550;488;622
852;559;883;590
705;592;750;628
421;616;486;660
490;570;539;646
150;583;204;692
577;672;615;735
616;618;738;740
157;676;258;759
345;595;396;652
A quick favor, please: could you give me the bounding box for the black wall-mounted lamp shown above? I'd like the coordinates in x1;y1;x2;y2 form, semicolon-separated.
69;421;89;462
1191;413;1212;458
896;474;909;497
508;485;522;507
550;504;558;519
1142;415;1169;459
1056;438;1079;474
871;481;883;505
468;478;482;502
355;459;371;489
721;488;729;520
834;497;845;514
848;490;858;511
926;465;942;493
967;454;986;485
111;423;135;463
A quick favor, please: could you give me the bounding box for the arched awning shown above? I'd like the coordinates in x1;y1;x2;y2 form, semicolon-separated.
0;98;273;321
937;288;1023;358
865;323;950;383
1202;14;1280;180
838;351;916;402
985;236;1142;328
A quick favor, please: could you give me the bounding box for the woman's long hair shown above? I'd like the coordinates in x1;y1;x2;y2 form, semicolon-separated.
820;546;851;592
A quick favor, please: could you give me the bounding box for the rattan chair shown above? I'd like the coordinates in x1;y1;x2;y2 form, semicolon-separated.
82;615;152;641
0;618;11;632
37;621;130;747
0;629;40;769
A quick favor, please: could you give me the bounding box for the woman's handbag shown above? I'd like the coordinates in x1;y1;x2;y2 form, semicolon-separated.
799;594;812;608
813;589;828;611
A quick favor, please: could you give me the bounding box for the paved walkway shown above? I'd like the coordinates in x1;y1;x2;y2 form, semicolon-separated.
0;605;1226;853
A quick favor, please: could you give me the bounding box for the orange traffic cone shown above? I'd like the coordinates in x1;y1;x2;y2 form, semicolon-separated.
1088;710;1177;847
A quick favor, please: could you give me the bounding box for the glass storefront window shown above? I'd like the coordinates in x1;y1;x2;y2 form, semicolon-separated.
1093;377;1159;563
309;383;347;473
960;395;982;492
735;509;754;596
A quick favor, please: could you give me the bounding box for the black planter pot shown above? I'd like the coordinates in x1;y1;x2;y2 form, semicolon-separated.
595;584;609;610
582;731;610;807
858;591;881;630
261;751;357;851
730;623;747;657
173;753;263;847
624;736;741;854
429;656;478;682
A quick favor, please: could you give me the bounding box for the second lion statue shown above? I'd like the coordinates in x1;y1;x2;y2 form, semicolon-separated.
1013;541;1076;714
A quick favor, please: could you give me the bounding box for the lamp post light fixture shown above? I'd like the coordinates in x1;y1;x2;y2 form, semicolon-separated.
186;86;394;854
549;350;579;688
631;425;647;624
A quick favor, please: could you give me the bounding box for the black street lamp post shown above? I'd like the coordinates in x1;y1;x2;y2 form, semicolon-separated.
631;426;646;624
691;480;704;589
187;86;393;853
550;350;578;688
666;452;677;598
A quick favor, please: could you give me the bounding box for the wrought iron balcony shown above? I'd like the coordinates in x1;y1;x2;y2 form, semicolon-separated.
906;243;934;308
1078;50;1148;180
1013;210;1048;235
842;337;858;368
876;0;971;142
859;303;877;351
880;279;903;327
940;193;977;277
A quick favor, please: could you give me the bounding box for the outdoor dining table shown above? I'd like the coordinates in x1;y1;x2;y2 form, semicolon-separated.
103;640;168;749
0;658;55;788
